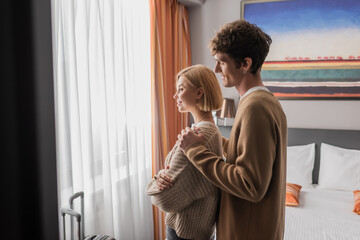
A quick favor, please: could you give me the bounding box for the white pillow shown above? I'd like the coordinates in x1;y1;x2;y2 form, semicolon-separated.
286;143;315;188
318;143;360;191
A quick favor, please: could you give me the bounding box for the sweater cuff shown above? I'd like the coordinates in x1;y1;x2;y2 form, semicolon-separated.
146;178;162;195
184;142;206;160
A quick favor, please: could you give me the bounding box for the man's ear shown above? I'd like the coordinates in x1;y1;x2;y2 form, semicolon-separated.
243;57;253;72
196;87;204;99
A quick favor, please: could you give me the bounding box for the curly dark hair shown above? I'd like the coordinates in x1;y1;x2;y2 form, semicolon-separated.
209;20;272;74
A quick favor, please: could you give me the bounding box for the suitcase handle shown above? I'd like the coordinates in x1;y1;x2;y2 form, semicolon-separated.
69;191;84;208
64;192;85;240
61;208;81;222
61;208;82;240
69;191;84;239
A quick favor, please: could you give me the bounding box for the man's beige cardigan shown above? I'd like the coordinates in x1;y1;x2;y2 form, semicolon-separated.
184;91;288;240
146;122;222;240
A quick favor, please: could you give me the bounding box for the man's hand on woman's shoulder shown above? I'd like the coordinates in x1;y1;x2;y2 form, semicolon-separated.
178;126;206;151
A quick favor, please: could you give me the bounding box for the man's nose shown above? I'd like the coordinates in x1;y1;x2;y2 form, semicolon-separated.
214;63;220;73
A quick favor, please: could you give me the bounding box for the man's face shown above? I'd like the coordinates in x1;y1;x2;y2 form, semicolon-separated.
214;53;243;88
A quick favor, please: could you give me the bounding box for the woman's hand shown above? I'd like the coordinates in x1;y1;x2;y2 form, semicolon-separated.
155;167;173;191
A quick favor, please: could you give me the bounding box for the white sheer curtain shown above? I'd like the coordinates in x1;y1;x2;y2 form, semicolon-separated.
51;0;153;239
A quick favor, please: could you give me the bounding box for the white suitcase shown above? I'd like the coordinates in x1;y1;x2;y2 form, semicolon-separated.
60;192;115;240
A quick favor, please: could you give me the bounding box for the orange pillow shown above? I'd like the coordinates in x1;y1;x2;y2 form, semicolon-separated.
353;190;360;215
286;183;302;206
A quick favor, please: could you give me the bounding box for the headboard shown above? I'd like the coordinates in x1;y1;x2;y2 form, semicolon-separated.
287;128;360;184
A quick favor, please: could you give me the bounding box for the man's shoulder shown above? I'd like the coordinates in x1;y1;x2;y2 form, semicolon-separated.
239;91;285;123
241;91;280;109
243;90;275;102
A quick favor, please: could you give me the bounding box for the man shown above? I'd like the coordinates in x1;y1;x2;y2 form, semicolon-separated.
177;20;287;239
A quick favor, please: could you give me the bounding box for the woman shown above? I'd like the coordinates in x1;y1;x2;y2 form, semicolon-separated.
146;65;223;240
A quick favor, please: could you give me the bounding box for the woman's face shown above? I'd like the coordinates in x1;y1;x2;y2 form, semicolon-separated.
173;76;199;113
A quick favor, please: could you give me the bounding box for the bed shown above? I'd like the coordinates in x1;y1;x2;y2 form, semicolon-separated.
285;128;360;240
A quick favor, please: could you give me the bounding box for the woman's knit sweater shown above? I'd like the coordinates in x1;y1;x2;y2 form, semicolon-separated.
146;121;223;240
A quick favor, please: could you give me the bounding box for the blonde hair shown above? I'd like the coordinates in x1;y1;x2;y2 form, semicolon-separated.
177;64;223;112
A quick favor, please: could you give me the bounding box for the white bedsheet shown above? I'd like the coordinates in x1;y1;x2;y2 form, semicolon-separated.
285;187;360;240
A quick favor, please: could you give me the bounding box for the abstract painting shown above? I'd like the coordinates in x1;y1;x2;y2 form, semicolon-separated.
241;0;360;99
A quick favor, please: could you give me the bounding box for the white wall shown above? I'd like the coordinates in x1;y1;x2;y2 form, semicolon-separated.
188;0;360;130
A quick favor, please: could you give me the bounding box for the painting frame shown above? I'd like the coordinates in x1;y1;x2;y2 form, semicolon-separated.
241;0;360;100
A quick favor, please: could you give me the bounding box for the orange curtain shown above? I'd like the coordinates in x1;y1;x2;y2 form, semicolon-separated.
149;0;191;239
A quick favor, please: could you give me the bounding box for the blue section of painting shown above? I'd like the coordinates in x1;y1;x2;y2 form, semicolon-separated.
244;0;360;33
